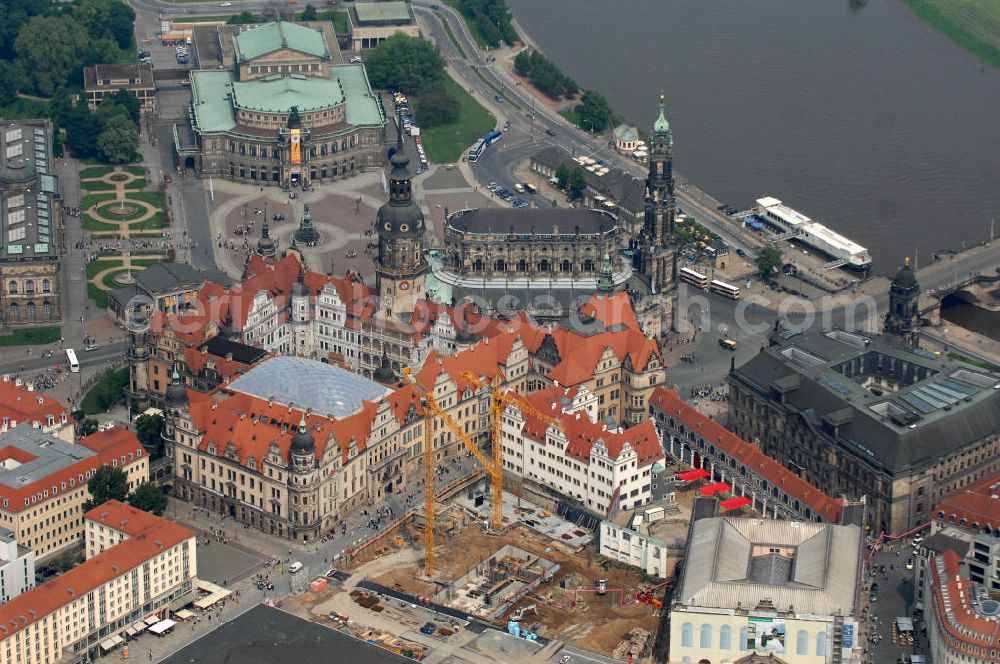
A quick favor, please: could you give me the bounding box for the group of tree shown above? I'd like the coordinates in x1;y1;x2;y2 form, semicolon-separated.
134;413;166;459
226;10;258;25
366;33;446;94
50;88;140;162
86;466;168;516
756;243;784;280
513;50;578;100
555;162;587;199
457;0;518;49
0;0;136;100
574;90;615;133
366;34;462;129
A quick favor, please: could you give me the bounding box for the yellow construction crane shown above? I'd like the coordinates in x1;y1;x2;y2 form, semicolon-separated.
402;367;503;577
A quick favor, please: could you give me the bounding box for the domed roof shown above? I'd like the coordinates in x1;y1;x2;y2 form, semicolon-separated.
377;202;425;237
290;416;315;455
373;351;395;384
166;368;188;406
892;257;918;290
653;94;670;135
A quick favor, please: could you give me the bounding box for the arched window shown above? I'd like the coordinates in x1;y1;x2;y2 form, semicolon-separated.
699;624;712;648
7;281;15;294
517;259;527;271
719;624;732;650
42;279;50;293
26;302;35;319
796;629;808;655
24;280;34;294
583;259;594;271
815;631;827;656
473;259;484;271
9;303;18;320
494;259;506;272
560;259;571;272
681;622;693;648
538;259;549;272
739;627;749;650
43;302;51;316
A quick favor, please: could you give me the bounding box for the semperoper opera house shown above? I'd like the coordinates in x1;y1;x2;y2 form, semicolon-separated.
728;262;1000;534
174;21;385;188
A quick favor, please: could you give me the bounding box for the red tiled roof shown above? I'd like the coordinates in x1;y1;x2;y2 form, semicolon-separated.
416;334;522;391
933;472;1000;535
510;388;662;467
577;291;641;332
183;345;264;382
0;380;67;427
649;387;844;523
85;499;164;537
0;507;193;640
546;324;660;386
929;550;1000;651
0;428;146;514
187;389;381;465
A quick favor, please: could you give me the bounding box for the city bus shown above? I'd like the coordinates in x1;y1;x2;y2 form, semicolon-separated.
709;279;741;300
679;267;710;290
65;348;80;373
468;139;486;163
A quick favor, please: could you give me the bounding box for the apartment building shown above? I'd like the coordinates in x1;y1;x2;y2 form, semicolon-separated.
0;501;196;664
0;527;34;603
0;426;148;558
501;386;663;516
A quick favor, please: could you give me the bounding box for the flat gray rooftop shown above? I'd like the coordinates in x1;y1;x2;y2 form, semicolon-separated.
0;424;95;489
446;207;619;236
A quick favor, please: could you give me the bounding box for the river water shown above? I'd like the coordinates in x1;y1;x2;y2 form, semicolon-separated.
506;0;1000;274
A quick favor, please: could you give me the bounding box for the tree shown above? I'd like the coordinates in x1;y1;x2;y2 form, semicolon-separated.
555;163;571;189
300;3;318;21
226;11;257;25
99;89;141;125
576;90;615;133
85;465;130;510
15;15;91;96
566;166;587;198
128;482;167;516
365;33;445;95
64;102;102;159
80;418;99;436
0;62;22;107
133;413;165;458
412;81;459;128
756;244;784;280
97;113;139;163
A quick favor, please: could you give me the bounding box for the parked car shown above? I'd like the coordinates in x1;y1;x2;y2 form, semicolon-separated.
350;56;363;63
545;128;555;137
288;561;303;573
494;95;503;103
869;584;878;602
735;248;747;258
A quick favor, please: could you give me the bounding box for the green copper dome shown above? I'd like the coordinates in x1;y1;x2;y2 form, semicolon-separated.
653;94;670;134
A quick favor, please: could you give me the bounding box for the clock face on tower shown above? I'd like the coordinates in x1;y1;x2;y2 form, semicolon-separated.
399;281;410;290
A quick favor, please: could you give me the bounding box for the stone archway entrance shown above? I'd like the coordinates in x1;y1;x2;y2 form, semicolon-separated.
184;156;196;169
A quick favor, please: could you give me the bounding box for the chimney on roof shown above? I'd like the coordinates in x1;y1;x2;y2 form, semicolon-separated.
155;540;163;548
212;402;218;410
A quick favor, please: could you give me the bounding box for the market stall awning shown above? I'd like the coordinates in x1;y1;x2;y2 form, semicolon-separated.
149;619;177;635
699;482;731;496
720;496;752;511
144;615;161;626
677;468;710;481
174;609;196;621
99;639;117;653
896;617;914;632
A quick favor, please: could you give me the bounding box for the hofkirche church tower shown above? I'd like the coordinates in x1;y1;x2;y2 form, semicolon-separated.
636;94;677;332
374;125;427;320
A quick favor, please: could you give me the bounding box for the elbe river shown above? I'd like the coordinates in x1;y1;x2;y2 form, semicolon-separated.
506;0;1000;275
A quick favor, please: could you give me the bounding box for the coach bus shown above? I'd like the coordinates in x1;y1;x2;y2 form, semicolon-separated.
65;348;80;373
679;267;710;290
468;139;486;163
709;279;741;300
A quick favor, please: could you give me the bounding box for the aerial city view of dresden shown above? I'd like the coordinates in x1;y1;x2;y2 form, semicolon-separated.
0;0;998;662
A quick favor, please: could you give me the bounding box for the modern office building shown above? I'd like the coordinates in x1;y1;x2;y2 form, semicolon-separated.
669;517;863;664
347;1;420;51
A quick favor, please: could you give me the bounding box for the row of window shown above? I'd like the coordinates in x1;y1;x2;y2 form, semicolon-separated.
228;136;356;158
6;301;54;321
5;279;52;294
678;622;827;656
228;160;355;181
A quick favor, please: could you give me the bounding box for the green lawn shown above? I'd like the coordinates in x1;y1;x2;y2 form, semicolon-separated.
948;351;1000;372
0;326;60;347
80;368;129;415
81;192;117;210
419;76;496;163
79;166;115;179
87;283;109;308
123;166;147;176
901;0;1000;68
124;178;148;190
126;191;166;208
86;260;121;280
559;108;581;127
83;215;123;232
80;180;118;192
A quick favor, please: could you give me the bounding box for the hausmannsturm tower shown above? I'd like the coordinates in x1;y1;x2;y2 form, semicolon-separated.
375;125;427;320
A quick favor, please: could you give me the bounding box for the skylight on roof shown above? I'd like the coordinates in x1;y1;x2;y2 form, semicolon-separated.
781;347;826;368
